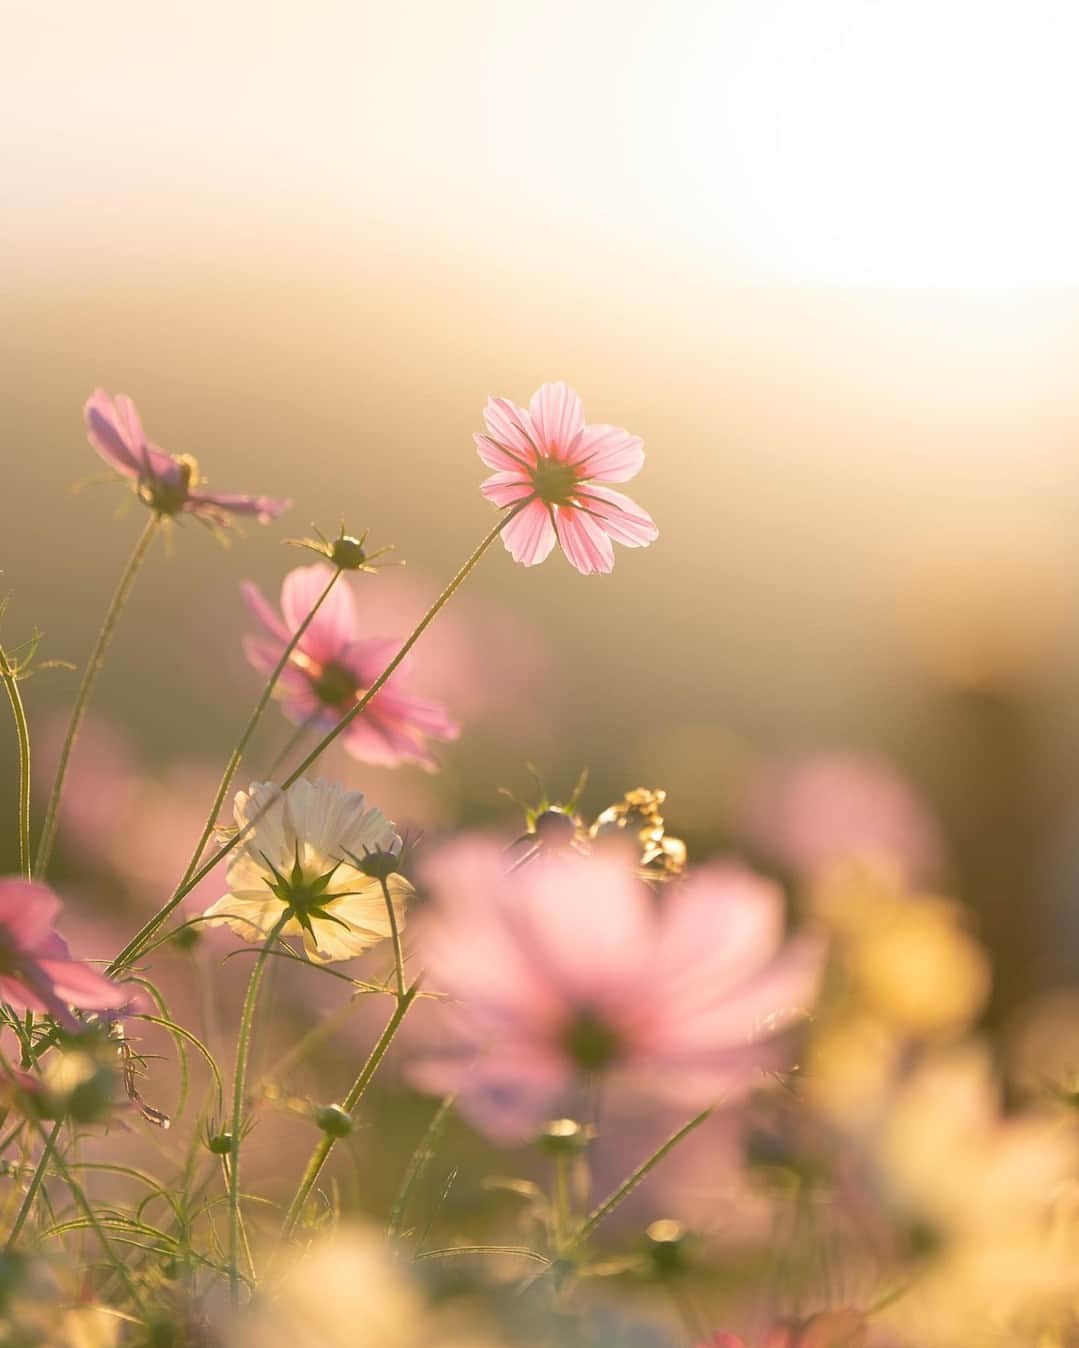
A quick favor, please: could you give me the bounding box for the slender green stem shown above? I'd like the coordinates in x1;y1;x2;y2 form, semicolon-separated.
284;509;517;784
47;1140;147;1313
0;643;32;879
175;567;343;897
386;1094;454;1241
569;1107;713;1247
107;568;342;978
379;875;406;1001
281;982;418;1240
228;913;289;1304
109;508;517;976
5;1119;60;1249
35;513;161;878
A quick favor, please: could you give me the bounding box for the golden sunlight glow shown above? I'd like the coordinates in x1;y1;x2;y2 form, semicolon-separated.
695;0;1079;284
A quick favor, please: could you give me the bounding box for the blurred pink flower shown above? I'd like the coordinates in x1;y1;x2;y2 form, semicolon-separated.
0;879;126;1026
740;751;943;882
85;390;290;526
702;1312;866;1348
410;841;821;1142
242;563;459;771
476;381;658;574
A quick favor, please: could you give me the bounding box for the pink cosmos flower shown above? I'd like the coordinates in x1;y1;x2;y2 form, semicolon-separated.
410;841;821;1142
0;879;126;1027
740;751;943;883
243;563;459;771
702;1313;867;1348
84;390;291;526
476;381;658;574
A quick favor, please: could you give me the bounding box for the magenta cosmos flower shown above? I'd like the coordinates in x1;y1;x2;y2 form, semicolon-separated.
410;841;821;1142
476;381;658;574
0;879;126;1027
85;389;291;527
243;563;459;770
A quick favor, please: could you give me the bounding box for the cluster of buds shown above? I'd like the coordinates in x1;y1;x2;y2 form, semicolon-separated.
590;787;687;877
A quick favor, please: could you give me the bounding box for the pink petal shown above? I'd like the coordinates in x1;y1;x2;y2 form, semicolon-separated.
553;505;615;574
658;865;785;1005
567;423;645;482
188;490;292;524
500;499;557;567
482;397;540;465
475;433;533;474
480;470;535;508
280;564;357;663
528;382;585;457
39;958;127;1011
84;389;140;478
0;880;62;951
0;975;49;1015
241;580;290;643
506;850;655;1003
576;484;658;548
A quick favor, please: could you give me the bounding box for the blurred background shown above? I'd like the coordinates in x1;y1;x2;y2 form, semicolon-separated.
5;0;1079;1025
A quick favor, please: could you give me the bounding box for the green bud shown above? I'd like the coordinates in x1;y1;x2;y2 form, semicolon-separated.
207;1131;233;1156
314;1103;353;1137
539;1117;592;1155
645;1218;693;1277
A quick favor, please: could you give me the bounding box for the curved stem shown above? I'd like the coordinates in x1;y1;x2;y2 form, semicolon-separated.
280;981;418;1240
228;913;289;1304
35;513;161;878
109;508;518;975
107;567;342;977
0;643;32;879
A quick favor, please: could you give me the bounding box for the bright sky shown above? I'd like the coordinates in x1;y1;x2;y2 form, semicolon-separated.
5;0;1079;286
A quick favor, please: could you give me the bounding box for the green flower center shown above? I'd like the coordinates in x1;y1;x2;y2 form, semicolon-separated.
311;660;359;710
564;1008;623;1073
262;851;353;937
139;455;196;516
530;456;580;506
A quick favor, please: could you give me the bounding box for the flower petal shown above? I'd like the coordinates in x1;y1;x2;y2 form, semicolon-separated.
0;879;62;951
567;423;645;482
553;505;615;574
482;397;540;465
576;484;659;548
187;490;291;524
84;390;141;477
500;499;557;567
280;564;357;664
528;382;585;457
480;470;534;508
475;433;532;474
241;580;290;643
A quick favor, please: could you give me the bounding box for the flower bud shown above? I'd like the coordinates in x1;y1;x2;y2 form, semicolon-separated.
207;1131;233;1156
539;1117;592;1155
646;1219;698;1277
314;1103;353;1137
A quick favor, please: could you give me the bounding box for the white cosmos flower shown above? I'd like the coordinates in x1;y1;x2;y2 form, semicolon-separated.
202;779;412;963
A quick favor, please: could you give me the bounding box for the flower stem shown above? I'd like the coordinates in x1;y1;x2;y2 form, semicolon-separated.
0;643;32;879
280;980;418;1240
106;567;342;977
569;1106;713;1247
5;1118;60;1249
283;510;517;785
35;513;161;878
379;875;407;1001
109;508;518;975
228;913;289;1304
